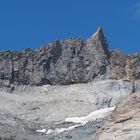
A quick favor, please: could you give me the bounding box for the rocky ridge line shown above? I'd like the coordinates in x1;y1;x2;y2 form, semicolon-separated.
0;27;140;90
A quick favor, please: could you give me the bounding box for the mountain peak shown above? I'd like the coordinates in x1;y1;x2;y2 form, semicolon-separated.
97;26;103;33
88;26;104;40
86;27;110;58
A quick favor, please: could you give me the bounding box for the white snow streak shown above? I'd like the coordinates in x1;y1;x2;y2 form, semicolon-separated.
65;107;115;124
37;107;115;135
36;129;46;133
46;123;84;134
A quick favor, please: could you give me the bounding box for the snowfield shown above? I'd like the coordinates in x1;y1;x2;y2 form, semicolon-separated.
46;124;84;134
65;107;115;124
36;107;115;135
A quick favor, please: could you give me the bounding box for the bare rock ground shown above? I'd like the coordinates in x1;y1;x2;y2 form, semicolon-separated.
92;90;140;140
0;80;138;140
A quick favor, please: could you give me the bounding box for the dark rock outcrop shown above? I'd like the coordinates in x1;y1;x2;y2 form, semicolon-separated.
0;27;140;88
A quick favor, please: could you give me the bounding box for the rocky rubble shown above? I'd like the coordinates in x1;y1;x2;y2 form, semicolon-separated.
92;91;140;140
0;27;140;89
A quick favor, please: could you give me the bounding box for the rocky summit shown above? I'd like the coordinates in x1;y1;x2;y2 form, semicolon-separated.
0;27;140;90
0;27;140;140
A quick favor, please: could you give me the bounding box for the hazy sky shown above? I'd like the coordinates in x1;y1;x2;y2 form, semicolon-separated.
0;0;140;54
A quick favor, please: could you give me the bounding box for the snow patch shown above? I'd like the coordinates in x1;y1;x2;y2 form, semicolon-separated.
46;123;84;134
36;129;46;133
36;107;115;135
65;107;115;124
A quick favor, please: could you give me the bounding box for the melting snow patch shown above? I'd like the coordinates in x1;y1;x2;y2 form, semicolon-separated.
36;129;46;133
36;107;115;135
65;107;115;124
46;123;84;134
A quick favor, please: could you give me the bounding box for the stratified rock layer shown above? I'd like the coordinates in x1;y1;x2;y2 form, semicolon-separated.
0;27;140;89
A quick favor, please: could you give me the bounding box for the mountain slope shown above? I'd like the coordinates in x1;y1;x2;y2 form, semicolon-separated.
0;80;137;140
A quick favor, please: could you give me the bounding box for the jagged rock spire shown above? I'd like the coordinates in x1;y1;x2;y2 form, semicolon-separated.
91;26;103;38
87;26;104;41
86;27;110;58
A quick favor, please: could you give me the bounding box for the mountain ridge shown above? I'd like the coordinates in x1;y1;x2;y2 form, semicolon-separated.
0;27;140;91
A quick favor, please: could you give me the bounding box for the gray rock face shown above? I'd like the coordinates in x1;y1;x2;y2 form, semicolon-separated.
0;27;140;88
129;54;140;79
76;27;110;82
108;50;126;79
